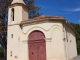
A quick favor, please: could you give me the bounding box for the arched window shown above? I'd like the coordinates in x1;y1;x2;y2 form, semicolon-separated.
11;8;14;21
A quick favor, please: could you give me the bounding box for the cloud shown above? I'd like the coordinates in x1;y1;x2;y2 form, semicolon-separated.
78;20;80;23
63;8;80;12
71;8;80;12
56;12;71;14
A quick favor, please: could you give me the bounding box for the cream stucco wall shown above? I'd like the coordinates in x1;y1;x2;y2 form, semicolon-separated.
17;21;65;60
64;24;77;60
7;25;23;60
7;0;77;60
7;20;77;60
7;2;28;60
8;6;28;25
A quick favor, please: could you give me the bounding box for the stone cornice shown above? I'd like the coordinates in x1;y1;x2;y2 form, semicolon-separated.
22;38;52;44
8;23;20;26
22;20;49;27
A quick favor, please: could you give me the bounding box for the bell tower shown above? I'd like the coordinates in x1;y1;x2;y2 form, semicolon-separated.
8;0;28;25
7;0;28;60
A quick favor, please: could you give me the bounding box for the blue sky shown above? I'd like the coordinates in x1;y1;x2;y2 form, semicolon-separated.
35;0;80;24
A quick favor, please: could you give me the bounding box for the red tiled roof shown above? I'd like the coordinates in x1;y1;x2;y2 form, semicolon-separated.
31;15;64;20
21;15;65;23
20;15;76;33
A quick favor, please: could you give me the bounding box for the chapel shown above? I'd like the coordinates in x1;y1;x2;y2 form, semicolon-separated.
7;0;77;60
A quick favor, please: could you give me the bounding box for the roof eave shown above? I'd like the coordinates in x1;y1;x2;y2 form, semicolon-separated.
20;18;76;33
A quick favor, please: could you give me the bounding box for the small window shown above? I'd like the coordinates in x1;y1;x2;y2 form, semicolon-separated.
10;51;12;57
67;40;68;42
11;8;14;21
11;34;13;38
70;40;71;43
66;32;68;42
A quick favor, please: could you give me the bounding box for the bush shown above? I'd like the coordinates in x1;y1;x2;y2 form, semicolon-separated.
77;48;80;55
0;52;4;58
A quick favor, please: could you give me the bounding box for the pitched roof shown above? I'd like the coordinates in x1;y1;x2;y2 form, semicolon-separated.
21;15;65;23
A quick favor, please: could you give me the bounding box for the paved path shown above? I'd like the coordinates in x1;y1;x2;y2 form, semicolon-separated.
72;56;80;60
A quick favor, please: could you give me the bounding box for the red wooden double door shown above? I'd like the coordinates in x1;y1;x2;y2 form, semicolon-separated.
28;31;46;60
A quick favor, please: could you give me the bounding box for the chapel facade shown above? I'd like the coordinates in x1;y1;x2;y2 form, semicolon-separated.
7;0;77;60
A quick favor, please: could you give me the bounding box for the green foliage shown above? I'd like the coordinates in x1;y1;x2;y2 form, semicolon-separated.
23;0;41;18
77;48;80;55
0;52;4;58
0;48;4;53
70;23;80;55
0;48;4;58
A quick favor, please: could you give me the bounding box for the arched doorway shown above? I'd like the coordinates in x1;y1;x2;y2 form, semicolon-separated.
28;30;46;60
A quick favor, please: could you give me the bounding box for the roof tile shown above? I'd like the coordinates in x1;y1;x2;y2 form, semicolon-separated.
21;15;65;23
31;15;64;20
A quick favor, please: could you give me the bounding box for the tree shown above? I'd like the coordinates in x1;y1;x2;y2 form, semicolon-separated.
0;47;4;58
23;0;41;18
0;0;40;20
0;18;7;60
0;0;40;60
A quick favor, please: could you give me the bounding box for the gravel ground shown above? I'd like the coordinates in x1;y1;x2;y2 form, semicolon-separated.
72;56;80;60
